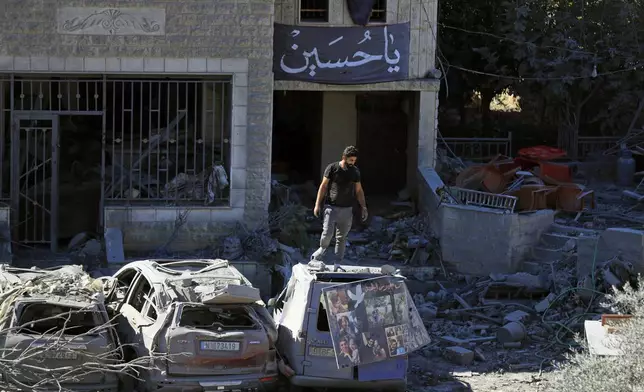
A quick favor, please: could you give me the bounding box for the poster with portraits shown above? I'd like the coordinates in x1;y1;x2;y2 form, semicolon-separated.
322;276;431;368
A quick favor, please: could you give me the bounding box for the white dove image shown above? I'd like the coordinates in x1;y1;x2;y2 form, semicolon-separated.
347;285;365;307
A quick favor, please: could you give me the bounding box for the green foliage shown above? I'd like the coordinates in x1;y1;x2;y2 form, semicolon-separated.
439;0;644;138
549;279;644;392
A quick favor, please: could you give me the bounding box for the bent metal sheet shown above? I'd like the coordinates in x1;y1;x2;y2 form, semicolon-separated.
273;23;410;84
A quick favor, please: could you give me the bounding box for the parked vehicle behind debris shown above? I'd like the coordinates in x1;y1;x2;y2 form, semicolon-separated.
268;261;407;392
104;259;279;392
0;265;120;392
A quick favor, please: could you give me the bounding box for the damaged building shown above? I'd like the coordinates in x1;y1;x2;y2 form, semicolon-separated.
0;0;441;259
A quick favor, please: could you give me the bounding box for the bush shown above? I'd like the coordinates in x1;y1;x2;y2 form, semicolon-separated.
549;279;644;392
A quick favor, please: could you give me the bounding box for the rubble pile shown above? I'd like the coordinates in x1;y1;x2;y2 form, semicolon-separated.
343;214;437;264
0;265;104;321
437;147;595;214
0;265;103;298
404;241;640;381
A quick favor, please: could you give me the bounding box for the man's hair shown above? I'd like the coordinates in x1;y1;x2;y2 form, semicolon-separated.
342;146;359;158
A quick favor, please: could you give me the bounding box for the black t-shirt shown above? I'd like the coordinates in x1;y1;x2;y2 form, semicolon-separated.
324;162;361;207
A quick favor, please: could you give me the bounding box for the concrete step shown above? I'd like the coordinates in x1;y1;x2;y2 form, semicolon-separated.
531;246;565;262
540;232;579;249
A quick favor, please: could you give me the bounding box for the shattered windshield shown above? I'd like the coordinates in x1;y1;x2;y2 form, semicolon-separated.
16;303;101;336
179;306;257;331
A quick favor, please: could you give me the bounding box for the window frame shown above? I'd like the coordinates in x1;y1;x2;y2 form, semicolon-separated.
299;0;329;23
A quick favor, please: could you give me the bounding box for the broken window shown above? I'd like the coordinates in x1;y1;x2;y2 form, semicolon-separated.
16;303;100;336
300;0;328;22
142;290;158;321
317;294;330;332
110;269;138;302
180;306;257;331
129;276;152;314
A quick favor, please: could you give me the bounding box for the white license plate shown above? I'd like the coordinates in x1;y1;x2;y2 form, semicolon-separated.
41;351;78;360
308;346;335;357
200;341;240;351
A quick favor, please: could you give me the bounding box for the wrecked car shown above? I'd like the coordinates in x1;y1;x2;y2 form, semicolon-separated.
268;261;407;392
104;258;279;392
0;265;120;392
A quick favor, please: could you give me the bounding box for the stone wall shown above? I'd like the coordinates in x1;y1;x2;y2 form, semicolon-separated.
0;1;275;250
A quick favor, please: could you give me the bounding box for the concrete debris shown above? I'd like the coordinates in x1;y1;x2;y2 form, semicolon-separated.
503;310;530;324
496;322;527;343
443;346;474;366
534;293;556;313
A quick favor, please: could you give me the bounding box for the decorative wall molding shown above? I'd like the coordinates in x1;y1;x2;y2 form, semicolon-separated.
57;7;166;36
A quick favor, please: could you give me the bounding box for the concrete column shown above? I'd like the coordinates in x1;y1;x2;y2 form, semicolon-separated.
417;90;438;168
320;92;357;177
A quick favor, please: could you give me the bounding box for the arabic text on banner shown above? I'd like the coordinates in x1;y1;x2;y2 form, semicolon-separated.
273;23;410;85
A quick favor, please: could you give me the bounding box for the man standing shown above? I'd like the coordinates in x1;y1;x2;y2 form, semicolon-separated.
312;146;368;266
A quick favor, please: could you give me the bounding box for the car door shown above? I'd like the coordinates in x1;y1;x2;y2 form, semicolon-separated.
120;274;156;357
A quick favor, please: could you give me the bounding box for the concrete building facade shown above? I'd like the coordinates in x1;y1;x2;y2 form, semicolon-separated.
0;0;440;258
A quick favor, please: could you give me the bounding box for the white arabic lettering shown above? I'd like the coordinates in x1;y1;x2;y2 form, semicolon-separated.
278;25;402;76
383;26;401;73
328;36;343;46
358;31;372;44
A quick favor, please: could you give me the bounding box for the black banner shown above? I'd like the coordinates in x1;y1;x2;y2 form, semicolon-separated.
273;23;410;85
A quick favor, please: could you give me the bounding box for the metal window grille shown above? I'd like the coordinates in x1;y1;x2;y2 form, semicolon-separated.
371;0;387;22
0;78;9;201
2;76;232;206
300;0;329;22
103;79;232;205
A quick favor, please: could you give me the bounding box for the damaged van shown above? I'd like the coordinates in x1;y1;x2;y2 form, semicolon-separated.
104;259;279;392
0;265;120;392
268;261;407;392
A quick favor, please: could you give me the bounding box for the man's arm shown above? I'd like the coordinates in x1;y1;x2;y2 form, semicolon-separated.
315;177;330;210
355;182;366;209
355;182;368;221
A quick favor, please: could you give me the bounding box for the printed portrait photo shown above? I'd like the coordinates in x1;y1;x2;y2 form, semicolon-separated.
364;295;394;327
393;292;409;322
326;289;350;315
385;326;407;357
360;332;388;363
332;311;362;368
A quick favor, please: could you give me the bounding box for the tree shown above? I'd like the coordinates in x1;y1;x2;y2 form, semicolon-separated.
438;0;644;154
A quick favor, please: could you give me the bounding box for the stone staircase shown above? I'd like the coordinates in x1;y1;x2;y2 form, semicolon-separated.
521;223;601;274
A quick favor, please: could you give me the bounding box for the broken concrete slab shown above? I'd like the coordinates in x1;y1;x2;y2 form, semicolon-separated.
535;293;556;313
443;346;475;366
577;227;644;279
584;320;623;356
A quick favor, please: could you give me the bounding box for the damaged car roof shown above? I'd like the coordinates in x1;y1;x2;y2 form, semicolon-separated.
114;259;262;305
